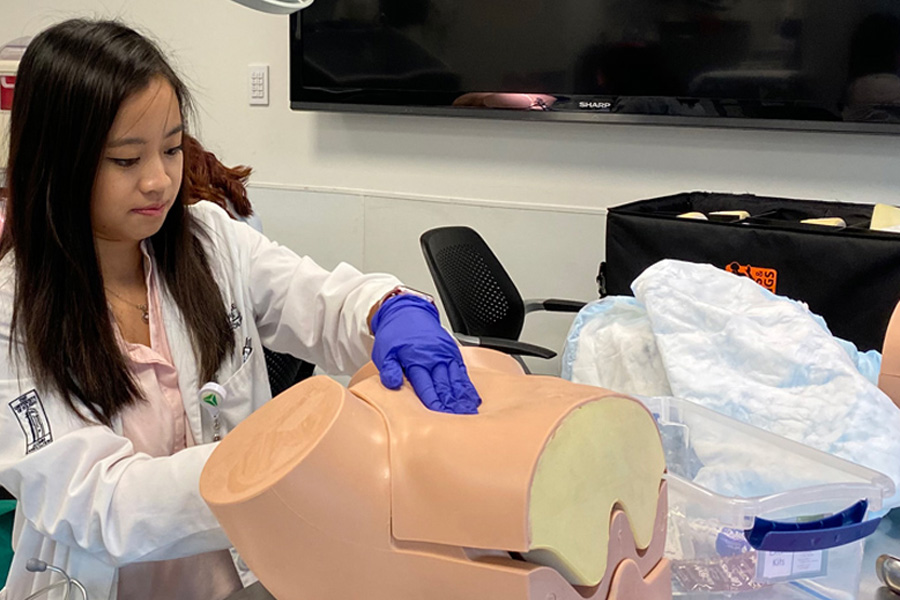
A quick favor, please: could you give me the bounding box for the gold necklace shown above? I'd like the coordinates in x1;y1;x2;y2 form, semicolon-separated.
105;287;149;324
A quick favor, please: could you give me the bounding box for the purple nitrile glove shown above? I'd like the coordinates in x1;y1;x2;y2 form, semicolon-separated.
371;294;481;414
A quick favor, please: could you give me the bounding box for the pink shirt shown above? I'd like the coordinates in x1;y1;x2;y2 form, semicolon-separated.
115;250;242;600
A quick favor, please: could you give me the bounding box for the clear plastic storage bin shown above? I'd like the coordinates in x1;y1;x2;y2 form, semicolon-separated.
642;396;895;599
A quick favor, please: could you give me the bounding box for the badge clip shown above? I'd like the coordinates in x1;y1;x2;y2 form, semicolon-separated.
199;382;227;441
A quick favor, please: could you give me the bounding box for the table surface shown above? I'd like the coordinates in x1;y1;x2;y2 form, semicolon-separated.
226;508;900;600
860;507;900;599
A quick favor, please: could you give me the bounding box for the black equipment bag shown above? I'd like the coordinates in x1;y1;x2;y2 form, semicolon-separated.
601;192;900;352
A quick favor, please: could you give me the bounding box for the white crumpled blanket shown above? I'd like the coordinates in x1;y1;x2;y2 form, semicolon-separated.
562;259;900;509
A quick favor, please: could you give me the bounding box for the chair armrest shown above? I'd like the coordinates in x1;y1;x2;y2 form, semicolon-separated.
454;334;557;359
524;298;587;313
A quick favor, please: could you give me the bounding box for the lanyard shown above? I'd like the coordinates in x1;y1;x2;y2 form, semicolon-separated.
199;382;227;442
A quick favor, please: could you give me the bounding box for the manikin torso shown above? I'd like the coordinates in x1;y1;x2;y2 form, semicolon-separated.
201;348;671;600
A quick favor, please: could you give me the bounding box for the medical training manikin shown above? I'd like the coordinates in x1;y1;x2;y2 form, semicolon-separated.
200;348;670;600
879;300;900;412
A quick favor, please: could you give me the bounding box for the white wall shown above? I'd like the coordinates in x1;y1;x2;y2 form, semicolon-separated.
2;0;900;374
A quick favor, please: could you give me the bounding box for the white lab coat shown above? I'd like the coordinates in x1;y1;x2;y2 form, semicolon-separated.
0;201;400;600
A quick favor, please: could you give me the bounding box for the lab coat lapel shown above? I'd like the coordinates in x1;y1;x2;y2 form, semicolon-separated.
154;266;205;445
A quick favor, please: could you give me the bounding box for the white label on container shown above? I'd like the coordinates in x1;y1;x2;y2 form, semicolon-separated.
761;551;794;579
791;551;823;575
758;549;827;582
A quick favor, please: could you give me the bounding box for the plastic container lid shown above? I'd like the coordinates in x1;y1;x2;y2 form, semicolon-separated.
643;395;896;530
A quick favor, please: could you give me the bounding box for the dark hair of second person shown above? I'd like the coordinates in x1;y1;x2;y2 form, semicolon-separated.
181;133;254;219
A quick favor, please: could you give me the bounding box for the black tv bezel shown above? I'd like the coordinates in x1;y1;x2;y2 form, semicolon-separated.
288;14;900;136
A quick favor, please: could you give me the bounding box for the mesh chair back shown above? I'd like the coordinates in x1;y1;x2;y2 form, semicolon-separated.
264;348;316;398
420;226;525;340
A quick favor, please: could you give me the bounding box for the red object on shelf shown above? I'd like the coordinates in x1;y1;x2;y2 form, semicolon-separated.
0;75;14;111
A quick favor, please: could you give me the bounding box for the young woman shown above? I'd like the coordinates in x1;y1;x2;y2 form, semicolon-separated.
0;18;479;600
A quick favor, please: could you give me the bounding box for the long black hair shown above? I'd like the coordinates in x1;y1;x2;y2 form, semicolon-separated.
1;19;235;426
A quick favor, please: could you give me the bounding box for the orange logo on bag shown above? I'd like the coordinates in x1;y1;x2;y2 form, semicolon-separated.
725;262;778;293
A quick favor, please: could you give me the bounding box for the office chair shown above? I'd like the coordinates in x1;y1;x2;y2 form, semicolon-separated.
264;349;316;398
420;226;587;371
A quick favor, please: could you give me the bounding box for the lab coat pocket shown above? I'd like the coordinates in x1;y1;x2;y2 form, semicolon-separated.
206;360;254;441
221;359;253;405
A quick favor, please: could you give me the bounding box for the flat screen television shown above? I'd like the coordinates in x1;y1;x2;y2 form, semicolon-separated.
290;0;900;133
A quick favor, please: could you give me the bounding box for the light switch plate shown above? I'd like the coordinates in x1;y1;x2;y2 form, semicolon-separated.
249;64;269;106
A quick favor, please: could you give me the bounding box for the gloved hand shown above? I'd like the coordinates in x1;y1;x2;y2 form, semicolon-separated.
371;294;481;414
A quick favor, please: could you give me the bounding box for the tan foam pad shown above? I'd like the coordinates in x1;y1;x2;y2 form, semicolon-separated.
523;399;665;585
572;480;668;597
464;480;669;599
872;203;900;232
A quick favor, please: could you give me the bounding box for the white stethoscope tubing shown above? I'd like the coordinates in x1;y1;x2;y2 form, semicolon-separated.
22;558;88;600
21;581;66;600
